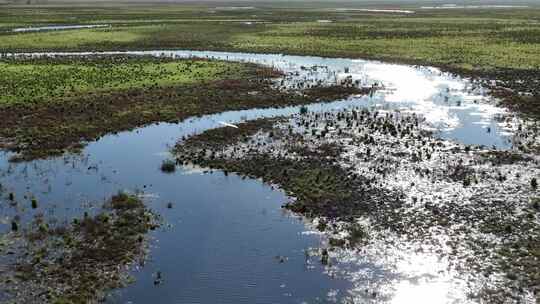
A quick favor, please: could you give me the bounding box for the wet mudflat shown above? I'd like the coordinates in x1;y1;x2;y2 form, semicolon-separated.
1;50;537;303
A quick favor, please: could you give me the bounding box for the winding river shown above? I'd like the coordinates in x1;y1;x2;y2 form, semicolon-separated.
0;50;519;303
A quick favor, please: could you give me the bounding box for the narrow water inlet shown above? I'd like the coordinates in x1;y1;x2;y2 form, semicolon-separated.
0;50;525;303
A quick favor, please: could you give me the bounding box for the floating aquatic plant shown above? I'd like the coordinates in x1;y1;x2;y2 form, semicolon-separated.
160;159;176;173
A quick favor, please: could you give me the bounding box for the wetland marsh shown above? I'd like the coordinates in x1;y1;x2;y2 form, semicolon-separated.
0;2;539;304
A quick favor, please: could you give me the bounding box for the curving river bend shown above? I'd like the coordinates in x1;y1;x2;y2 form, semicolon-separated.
0;50;521;303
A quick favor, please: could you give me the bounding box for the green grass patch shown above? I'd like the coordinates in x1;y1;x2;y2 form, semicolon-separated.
0;27;142;50
232;21;540;70
0;57;248;105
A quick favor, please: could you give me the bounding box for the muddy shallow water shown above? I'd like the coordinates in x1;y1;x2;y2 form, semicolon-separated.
0;50;524;303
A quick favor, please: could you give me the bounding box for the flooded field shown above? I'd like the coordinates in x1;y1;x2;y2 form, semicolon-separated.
1;50;537;303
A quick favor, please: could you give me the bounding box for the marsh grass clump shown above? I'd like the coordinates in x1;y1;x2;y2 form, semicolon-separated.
0;193;159;303
316;219;328;231
347;224;368;246
328;238;346;247
179;118;278;151
320;248;329;265
160;159;176;173
31;198;37;209
463;177;471;187
109;191;144;210
531;198;540;210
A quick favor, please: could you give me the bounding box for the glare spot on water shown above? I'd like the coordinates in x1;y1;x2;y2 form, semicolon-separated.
392;281;452;304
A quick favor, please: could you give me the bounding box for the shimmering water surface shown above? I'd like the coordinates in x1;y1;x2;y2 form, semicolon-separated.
10;24;110;32
0;50;517;303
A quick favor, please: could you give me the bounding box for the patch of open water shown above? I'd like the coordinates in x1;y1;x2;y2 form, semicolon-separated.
333;8;415;14
420;5;529;10
10;24;110;33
